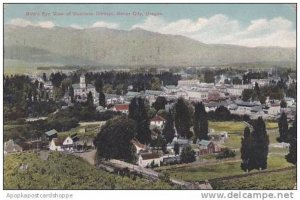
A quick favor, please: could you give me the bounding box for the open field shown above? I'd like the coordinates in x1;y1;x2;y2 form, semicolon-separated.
4;152;174;189
209;121;278;134
162;155;293;182
211;168;296;189
58;123;102;138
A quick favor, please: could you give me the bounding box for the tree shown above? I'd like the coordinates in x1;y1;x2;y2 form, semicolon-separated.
94;116;136;162
152;96;167;111
174;142;180;155
174;97;192;138
150;77;161;90
180;145;196;163
286;117;296;165
214;106;231;121
277;112;288;142
252;117;269;170
280;100;287;108
98;92;106;107
129;97;151;144
241;117;269;172
150;134;167;153
254;82;260;96
42;73;47;82
204;70;215;83
87;91;94;107
194;102;209;141
241;126;252;172
95;78;103;93
242;89;253;101
68;85;74;102
162;111;176;143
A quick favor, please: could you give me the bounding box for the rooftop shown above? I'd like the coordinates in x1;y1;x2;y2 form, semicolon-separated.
140;152;160;160
45;129;58;137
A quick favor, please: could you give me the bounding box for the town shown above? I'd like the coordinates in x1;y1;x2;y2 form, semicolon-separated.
4;66;297;189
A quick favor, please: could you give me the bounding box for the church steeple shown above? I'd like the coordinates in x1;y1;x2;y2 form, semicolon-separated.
80;74;86;88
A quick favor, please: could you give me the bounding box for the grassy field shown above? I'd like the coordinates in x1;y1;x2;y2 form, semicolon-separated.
211;168;296;189
58;123;101;138
4;152;174;189
164;155;293;182
209;121;278;134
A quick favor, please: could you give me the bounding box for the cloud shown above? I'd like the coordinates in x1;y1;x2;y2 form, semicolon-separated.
8;18;55;29
70;24;83;29
91;21;119;29
131;15;295;47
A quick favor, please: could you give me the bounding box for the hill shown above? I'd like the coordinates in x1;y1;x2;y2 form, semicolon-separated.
4;152;174;189
4;25;296;69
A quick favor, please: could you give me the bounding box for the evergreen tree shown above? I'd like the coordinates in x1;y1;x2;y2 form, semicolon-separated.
69;85;74;102
252;117;269;170
174;142;180;155
99;92;106;107
162;111;176;143
153;96;167;111
241;126;252;172
95;78;103;93
286;116;297;165
277;112;289;142
180;145;196;163
87;91;94;107
42;73;47;82
254;82;260;96
194;102;209;141
129;97;151;144
174;97;192;138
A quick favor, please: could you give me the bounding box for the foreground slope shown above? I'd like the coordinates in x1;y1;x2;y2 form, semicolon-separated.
4;152;174;189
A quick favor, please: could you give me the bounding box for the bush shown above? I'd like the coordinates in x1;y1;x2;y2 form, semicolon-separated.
216;148;236;159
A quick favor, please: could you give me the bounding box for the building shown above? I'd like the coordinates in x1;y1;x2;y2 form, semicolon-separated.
49;138;64;151
72;74;99;105
4;139;23;154
62;136;74;151
198;140;220;155
131;138;146;154
45;129;58;141
138;152;161;167
150;115;166;129
111;104;129;114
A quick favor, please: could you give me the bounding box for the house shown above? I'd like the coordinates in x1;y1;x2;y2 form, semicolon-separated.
198;140;220;155
49;138;64;151
75;136;95;151
72;74;99;105
167;136;190;154
161;155;181;165
4;139;23;154
138;152;161;167
62;136;74;151
45;129;58;141
131;138;146;154
150;115;166;129
208;131;228;143
111;104;129;114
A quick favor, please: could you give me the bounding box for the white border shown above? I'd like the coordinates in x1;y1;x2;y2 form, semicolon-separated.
0;1;299;200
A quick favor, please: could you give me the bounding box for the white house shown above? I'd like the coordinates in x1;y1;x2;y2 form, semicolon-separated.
131;138;146;154
62;136;74;151
150;115;166;129
138;152;161;167
49;138;64;151
72;74;99;105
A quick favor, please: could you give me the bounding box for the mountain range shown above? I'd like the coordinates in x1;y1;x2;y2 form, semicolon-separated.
4;25;296;68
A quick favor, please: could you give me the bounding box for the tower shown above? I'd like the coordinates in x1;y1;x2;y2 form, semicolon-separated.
80;74;86;88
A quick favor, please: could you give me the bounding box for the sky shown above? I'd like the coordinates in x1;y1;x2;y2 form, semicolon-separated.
4;4;297;47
